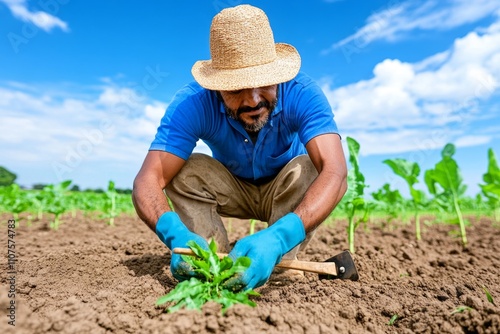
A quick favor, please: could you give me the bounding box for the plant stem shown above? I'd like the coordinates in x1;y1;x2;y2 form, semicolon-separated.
54;214;60;230
453;196;467;248
348;214;355;253
415;211;421;241
249;219;256;235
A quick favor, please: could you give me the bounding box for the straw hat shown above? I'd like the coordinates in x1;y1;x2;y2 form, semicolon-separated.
191;5;301;91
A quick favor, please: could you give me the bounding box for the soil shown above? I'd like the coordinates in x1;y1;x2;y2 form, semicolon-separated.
1;213;499;334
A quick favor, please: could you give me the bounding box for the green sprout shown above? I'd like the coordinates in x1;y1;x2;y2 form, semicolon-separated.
156;240;259;313
387;314;398;326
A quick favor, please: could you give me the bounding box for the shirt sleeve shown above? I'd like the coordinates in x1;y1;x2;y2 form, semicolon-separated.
288;75;339;145
149;85;205;160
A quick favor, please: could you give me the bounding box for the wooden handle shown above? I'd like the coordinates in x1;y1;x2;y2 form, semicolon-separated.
173;248;338;276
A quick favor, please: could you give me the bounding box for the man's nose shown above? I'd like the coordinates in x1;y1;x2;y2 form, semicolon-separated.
241;88;260;108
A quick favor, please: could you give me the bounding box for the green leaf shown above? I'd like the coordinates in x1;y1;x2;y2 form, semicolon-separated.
219;256;233;272
441;143;456;158
187;240;210;260
208;239;218;254
158;240;259;314
482;286;496;305
383;158;420;186
480;148;500;205
451;305;473;315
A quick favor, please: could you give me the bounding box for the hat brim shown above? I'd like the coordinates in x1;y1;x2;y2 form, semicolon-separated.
191;43;301;91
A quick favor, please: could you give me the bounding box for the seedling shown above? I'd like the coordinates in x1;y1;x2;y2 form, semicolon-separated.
387;314;398;326
101;180;118;226
383;158;427;240
42;180;72;230
425;144;468;248
371;183;406;226
340;137;368;253
480;148;500;222
450;305;473;315
156;240;259;313
482;285;495;306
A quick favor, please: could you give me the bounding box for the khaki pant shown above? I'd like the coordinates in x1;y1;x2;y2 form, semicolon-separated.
165;153;318;259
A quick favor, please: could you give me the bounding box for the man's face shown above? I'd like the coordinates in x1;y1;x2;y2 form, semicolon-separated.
219;85;278;133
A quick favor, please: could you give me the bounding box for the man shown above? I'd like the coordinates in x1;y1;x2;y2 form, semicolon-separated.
132;4;347;291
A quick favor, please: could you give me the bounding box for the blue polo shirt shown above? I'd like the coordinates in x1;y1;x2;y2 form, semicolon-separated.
150;72;339;183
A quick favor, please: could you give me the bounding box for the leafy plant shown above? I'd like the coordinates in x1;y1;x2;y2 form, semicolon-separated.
383;158;427;240
424;143;468;248
0;184;30;223
101;180;118;226
339;137;368;253
371;183;406;225
480;148;500;222
156;240;259;313
42;180;72;230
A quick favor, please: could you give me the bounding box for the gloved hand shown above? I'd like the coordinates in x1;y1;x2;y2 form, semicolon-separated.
225;213;306;291
155;211;209;281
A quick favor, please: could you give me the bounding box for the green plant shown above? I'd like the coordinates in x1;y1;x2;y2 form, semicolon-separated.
0;184;30;223
383;158;427;240
480;148;500;222
425;143;468;248
450;305;473;315
101;180;118;226
339;137;368;253
482;285;495;306
371;183;406;225
156;240;259;313
42;180;72;230
387;314;398;326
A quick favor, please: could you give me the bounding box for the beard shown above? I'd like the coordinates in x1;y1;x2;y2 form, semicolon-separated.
222;96;278;133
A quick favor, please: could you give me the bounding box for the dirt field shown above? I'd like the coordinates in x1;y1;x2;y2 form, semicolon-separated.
1;213;499;334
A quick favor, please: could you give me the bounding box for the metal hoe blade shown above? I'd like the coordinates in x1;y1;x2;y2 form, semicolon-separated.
319;250;359;281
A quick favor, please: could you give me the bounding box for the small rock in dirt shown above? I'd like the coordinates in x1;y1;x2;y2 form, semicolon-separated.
205;315;219;332
338;305;356;319
455;285;465;298
436;294;449;301
319;324;331;334
268;307;285;326
379;296;401;317
320;235;332;244
351;288;362;298
51;320;65;332
463;295;483;310
305;324;320;334
402;247;416;261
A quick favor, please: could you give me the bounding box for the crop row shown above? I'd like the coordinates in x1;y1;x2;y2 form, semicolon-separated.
0;180;134;229
1;141;498;248
334;138;499;252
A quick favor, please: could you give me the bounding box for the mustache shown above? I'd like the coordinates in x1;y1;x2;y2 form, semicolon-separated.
237;101;270;116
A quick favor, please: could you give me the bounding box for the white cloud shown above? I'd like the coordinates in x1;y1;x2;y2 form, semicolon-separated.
0;77;218;188
454;135;492;147
1;0;69;32
328;0;500;51
325;19;500;156
0;82;168;185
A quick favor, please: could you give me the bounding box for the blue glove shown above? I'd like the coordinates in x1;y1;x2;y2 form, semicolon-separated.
226;213;306;291
155;211;209;281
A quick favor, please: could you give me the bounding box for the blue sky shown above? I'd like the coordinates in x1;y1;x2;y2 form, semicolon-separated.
1;0;499;197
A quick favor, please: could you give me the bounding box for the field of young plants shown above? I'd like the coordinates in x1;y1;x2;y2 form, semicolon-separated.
1;140;499;333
